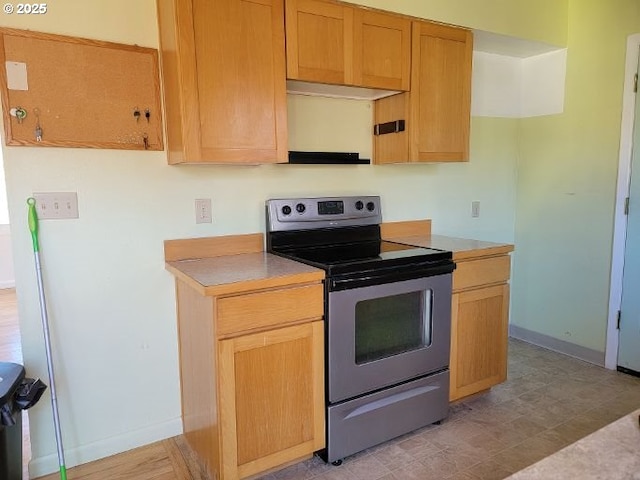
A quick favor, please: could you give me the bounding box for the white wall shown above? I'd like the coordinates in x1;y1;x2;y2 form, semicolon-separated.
0;146;13;289
471;49;567;118
0;224;15;288
521;49;567;117
0;150;8;224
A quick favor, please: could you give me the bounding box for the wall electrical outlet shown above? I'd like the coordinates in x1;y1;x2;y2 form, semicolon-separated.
195;198;212;224
471;201;480;218
32;192;79;219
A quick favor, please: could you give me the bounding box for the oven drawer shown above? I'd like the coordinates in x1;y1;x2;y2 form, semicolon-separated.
327;370;449;463
453;255;511;292
216;284;324;337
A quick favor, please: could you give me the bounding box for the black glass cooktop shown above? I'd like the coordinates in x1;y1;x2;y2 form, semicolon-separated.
273;240;452;276
268;223;454;279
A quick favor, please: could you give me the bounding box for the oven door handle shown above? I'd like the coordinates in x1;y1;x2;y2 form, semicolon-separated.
330;262;455;291
343;381;444;419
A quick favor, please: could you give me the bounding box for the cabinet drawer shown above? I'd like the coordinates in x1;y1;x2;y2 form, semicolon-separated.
453;255;511;292
217;284;324;336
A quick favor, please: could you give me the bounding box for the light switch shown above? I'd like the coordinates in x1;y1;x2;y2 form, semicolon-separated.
195;198;212;224
32;192;79;219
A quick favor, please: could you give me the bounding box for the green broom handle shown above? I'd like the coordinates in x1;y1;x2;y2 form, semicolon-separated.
27;197;39;252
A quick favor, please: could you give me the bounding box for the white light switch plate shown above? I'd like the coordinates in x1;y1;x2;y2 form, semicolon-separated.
32;192;79;219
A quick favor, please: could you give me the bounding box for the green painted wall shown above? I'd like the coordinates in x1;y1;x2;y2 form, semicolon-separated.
512;0;640;352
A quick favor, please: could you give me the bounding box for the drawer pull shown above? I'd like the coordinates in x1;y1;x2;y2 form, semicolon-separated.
374;119;405;136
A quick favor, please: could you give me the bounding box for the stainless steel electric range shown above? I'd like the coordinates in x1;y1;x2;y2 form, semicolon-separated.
266;196;455;464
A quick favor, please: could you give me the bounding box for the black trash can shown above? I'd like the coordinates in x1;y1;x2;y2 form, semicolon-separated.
0;362;47;480
0;362;26;480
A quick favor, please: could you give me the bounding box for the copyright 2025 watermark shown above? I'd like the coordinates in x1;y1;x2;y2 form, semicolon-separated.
3;3;48;14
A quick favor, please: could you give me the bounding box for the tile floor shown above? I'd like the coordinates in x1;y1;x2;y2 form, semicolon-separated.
256;339;640;480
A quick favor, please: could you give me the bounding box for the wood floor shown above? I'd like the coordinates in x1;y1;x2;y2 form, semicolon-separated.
36;436;210;480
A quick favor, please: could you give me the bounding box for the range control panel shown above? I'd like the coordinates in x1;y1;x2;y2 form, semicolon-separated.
266;196;382;232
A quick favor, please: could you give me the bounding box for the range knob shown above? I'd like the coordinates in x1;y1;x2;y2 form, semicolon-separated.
281;205;292;215
366;201;376;212
355;200;364;211
296;203;306;213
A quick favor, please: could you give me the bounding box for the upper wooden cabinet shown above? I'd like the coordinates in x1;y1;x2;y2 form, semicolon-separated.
412;21;472;161
285;0;352;85
374;21;473;163
353;9;411;91
285;0;411;90
156;0;288;164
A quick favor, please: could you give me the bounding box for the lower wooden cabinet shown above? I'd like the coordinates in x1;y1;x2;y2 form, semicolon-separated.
219;322;325;478
449;253;512;401
175;279;325;480
450;283;509;401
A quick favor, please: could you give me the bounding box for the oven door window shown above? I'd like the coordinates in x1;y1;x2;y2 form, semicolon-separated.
355;289;432;364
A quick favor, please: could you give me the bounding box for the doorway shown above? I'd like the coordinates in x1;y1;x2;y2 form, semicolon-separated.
0;137;28;477
618;46;640;375
606;34;640;372
0;147;14;290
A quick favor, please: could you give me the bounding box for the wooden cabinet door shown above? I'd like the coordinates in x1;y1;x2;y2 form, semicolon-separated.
218;321;325;479
373;91;409;163
285;0;353;85
373;21;471;164
157;0;288;164
450;284;509;401
409;21;472;162
353;9;411;91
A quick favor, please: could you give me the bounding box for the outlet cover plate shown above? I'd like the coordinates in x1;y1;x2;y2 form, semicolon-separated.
471;201;480;218
195;198;212;224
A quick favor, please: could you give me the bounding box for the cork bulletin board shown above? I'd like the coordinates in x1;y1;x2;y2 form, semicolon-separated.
0;28;163;150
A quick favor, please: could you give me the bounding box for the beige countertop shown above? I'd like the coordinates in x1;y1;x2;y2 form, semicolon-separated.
385;234;514;260
507;409;640;479
164;230;512;297
166;252;324;296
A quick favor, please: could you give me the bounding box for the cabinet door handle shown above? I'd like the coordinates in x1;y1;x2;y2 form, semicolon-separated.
374;120;405;136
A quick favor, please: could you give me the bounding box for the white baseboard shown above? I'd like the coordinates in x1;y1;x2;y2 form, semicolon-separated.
0;281;15;289
28;417;183;478
509;324;605;366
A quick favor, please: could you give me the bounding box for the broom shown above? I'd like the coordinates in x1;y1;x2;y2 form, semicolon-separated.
27;197;67;480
